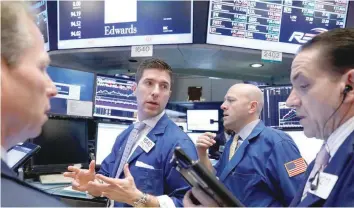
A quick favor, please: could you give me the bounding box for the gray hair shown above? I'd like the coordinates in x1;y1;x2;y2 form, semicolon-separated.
1;1;35;68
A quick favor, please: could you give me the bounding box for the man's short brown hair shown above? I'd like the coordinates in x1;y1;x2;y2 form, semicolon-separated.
135;58;173;85
299;28;354;77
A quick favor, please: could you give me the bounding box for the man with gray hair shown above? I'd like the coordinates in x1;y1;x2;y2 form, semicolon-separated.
1;1;64;206
185;83;306;206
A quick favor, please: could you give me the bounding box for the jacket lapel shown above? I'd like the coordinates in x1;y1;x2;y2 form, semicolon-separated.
290;162;315;206
298;133;354;206
219;121;265;181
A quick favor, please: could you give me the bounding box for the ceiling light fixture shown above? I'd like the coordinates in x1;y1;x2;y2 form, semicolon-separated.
250;63;263;68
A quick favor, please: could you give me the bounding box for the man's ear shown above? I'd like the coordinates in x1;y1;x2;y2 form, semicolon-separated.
343;69;354;103
248;101;258;114
132;82;137;96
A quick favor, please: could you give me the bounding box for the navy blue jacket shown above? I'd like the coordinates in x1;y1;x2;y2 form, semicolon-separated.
1;160;65;207
215;121;306;206
290;132;354;206
98;114;198;207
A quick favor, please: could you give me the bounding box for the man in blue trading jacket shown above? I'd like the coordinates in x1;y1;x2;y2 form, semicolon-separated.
1;1;64;206
185;83;306;206
286;28;354;206
64;59;198;207
184;29;354;207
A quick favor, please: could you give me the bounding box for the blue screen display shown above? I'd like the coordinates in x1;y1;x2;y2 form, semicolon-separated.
207;0;349;54
261;86;301;129
57;0;193;49
47;66;95;117
94;74;137;121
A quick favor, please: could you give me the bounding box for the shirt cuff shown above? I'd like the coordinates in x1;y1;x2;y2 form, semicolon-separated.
156;195;175;208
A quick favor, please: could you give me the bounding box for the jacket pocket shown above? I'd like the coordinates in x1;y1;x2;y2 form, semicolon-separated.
133;166;164;195
228;171;261;203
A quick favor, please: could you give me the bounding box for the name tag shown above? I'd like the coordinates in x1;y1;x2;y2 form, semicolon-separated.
138;137;155;153
309;172;338;199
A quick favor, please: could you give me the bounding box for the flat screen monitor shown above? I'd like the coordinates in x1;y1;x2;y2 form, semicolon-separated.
261;85;302;128
30;0;50;51
207;0;350;54
95;123;129;165
57;0;193;49
48;66;94;118
31;119;89;173
94;74;137;121
187;109;219;132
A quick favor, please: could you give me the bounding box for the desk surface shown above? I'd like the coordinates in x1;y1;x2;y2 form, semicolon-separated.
27;181;106;202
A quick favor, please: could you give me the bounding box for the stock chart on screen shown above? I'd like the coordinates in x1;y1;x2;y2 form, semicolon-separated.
94;75;137;121
278;102;301;127
262;86;302;129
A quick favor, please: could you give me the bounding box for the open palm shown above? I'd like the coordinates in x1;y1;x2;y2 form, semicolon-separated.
64;160;96;192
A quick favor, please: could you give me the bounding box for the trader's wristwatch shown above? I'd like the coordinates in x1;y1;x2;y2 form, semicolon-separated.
133;193;148;207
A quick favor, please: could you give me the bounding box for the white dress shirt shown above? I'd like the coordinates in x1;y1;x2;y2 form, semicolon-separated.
301;115;354;199
235;119;260;147
111;110;175;208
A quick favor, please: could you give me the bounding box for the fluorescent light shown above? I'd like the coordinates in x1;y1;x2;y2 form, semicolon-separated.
250;63;263;68
209;77;221;79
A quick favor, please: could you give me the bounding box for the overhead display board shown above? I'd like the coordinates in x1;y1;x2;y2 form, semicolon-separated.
207;0;349;54
57;0;193;49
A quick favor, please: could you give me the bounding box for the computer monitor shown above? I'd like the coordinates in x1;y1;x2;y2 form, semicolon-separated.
95;123;129;165
261;85;302;129
93;74;137;121
187;109;219;132
30;118;89;173
48;66;95;118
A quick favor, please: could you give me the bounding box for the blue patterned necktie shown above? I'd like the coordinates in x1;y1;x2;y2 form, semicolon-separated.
115;122;146;178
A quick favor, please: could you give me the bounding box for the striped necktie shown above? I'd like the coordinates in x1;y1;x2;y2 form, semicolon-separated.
229;135;240;161
115;122;146;178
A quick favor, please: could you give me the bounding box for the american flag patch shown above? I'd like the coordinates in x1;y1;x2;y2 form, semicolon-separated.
284;158;307;177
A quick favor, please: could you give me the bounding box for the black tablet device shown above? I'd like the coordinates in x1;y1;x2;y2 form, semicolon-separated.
7;142;41;171
174;146;244;207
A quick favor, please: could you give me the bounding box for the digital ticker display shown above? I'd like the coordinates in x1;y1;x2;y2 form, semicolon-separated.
57;0;193;49
207;0;349;53
94;75;137;121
